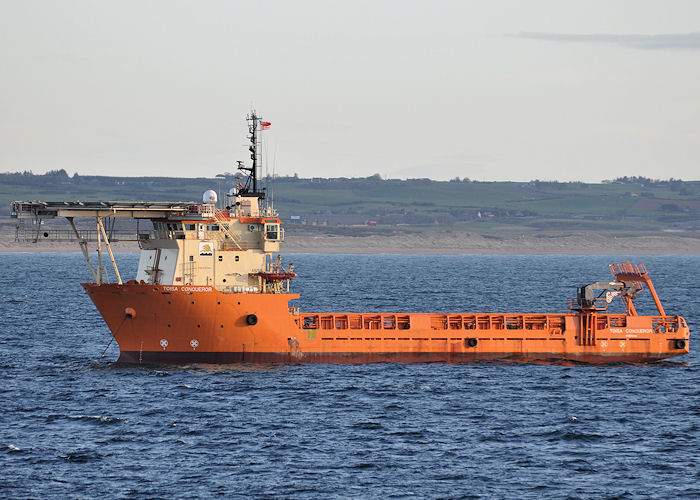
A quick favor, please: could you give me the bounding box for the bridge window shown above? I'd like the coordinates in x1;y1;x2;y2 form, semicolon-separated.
185;224;196;231
265;224;279;240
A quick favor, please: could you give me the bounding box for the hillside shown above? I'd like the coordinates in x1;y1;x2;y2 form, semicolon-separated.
3;171;699;236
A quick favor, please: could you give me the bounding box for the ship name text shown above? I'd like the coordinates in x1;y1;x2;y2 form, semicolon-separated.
609;328;653;334
162;286;213;292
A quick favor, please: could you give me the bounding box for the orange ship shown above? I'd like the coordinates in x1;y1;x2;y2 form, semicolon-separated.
12;112;690;364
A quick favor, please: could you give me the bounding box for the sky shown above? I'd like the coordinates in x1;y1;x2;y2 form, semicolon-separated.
1;0;699;182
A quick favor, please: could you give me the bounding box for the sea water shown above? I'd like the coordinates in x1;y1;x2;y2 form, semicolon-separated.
1;253;698;498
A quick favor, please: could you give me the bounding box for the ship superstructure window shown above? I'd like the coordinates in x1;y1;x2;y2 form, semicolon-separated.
207;224;220;231
186;224;196;231
153;222;174;237
265;223;279;240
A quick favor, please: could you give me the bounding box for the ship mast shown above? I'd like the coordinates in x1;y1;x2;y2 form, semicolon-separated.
237;110;266;199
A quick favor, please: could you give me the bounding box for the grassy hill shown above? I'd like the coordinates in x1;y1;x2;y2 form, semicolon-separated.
2;170;699;238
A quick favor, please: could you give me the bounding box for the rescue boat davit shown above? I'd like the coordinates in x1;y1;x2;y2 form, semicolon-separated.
11;111;690;364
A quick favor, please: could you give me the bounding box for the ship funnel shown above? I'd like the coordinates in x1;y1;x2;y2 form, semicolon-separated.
203;190;218;204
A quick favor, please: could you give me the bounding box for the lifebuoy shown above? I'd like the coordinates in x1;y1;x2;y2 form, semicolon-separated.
675;339;686;349
246;314;258;326
466;338;478;348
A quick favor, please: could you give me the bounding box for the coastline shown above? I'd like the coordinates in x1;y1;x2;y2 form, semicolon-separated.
3;232;699;255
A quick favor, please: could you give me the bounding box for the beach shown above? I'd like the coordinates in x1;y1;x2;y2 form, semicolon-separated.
3;229;699;254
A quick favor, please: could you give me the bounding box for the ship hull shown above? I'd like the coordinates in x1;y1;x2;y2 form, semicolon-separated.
83;283;690;365
116;350;675;365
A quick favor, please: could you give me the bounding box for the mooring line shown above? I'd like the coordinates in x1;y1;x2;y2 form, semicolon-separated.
96;317;126;361
97;337;114;360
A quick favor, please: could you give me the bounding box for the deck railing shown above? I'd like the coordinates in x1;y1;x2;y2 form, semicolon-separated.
15;227;138;243
297;312;681;334
299;313;568;332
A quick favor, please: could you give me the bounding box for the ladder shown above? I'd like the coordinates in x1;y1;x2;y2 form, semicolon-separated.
211;209;242;249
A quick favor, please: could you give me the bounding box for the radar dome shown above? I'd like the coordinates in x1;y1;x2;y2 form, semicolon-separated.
203;190;218;203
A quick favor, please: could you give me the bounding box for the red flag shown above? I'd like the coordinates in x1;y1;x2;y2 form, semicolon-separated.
261;121;271;130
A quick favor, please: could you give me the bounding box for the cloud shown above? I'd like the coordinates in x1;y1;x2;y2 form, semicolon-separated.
512;32;700;50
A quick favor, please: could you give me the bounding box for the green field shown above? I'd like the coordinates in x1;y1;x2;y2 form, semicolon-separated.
2;171;698;236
